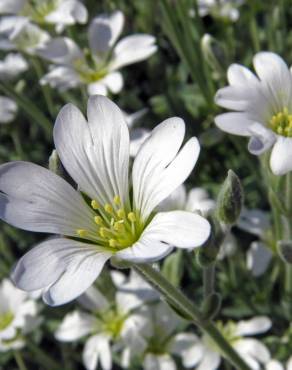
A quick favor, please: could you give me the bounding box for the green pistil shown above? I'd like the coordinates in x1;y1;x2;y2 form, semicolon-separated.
270;108;292;137
0;311;14;331
100;309;126;339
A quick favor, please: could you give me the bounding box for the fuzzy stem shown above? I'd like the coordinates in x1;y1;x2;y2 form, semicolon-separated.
14;352;28;370
203;264;215;298
134;264;251;370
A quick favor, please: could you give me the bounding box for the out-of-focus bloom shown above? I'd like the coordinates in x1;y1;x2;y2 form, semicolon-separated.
0;53;28;79
215;52;292;176
0;278;40;351
0;16;50;54
39;10;157;95
238;209;273;276
0;0;88;32
55;272;153;370
122;301;191;370
179;317;272;370
193;0;243;22
159;184;216;216
0;96;17;124
266;358;292;370
0;95;210;306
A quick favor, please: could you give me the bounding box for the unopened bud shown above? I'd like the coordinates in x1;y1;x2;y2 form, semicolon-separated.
49;149;64;177
201;292;222;321
201;34;228;78
277;240;292;264
216;170;243;225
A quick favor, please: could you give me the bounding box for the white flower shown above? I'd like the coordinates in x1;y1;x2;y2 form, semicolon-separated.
55;275;150;370
215;52;292;176
0;53;28;79
179;317;272;370
195;0;243;22
0;278;40;352
159;184;215;216
39;10;157;95
0;0;88;32
266;358;292;370
0;96;17;124
0;16;50;54
238;209;273;276
122;301;188;370
0;95;210;306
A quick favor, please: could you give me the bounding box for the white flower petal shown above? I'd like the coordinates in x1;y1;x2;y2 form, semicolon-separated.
45;0;88;27
89;10;124;54
40;66;80;91
0;161;96;235
197;349;221;370
214;112;255;136
11;238;112;305
87;81;108;96
186;188;215;213
55;310;96;342
78;285;109;311
287;357;292;370
270;136;292;175
247;123;276;155
54;95;130;207
143;353;176;370
83;334;112;370
235;316;272;336
238;208;270;237
215;86;253;111
102;71;123;93
234;338;271;364
227;64;259;87
0;96;17;123
246;242;272;277
110;34;157;71
0;0;24;13
133;117;199;219
38;37;82;64
171;332;199;355
0;53;28;79
266;360;284;370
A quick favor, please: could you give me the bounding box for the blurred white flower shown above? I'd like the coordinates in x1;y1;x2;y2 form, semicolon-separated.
56;273;152;370
179;317;272;370
159;184;215;216
194;0;244;22
39;10;157;95
0;95;210;306
266;358;292;370
238;209;273;276
0;53;28;79
0;0;88;32
215;52;292;175
0;16;50;54
122;301;189;370
0;96;18;124
0;278;40;352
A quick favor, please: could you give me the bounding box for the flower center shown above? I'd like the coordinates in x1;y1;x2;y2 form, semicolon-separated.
21;0;60;23
204;321;241;353
0;311;14;331
100;309;125;339
73;56;108;84
76;195;143;251
270;108;292;137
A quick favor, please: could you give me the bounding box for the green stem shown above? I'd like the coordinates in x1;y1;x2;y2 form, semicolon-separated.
134;264;251;370
13;351;28;370
284;172;292;314
203;264;215;298
27;341;60;370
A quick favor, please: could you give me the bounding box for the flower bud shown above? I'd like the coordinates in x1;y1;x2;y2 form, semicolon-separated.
48;149;63;177
216;170;243;225
201;292;222;321
277;240;292;264
201;34;228;79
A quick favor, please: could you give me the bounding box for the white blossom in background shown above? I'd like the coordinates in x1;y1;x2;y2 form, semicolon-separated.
0;96;18;124
266;358;292;370
0;53;28;79
0;278;41;351
55;271;154;370
159;184;215;216
0;0;88;32
192;0;244;22
179;317;272;370
238;209;273;276
215;52;292;176
0;16;50;54
122;301;193;370
0;95;210;306
39;10;157;95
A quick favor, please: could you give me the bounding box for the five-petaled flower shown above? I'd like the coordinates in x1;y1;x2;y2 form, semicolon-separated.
215;52;292;176
0;95;210;306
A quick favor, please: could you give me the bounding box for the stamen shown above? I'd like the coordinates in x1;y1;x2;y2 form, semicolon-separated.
114;195;121;205
77;229;87;238
91;200;99;210
109;239;117;247
99;227;111;238
104;204;113;214
117;209;125;219
94;216;103;225
114;221;125;232
128;212;136;222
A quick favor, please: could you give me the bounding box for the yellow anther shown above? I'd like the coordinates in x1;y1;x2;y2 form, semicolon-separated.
94;216;103;225
91;200;99;210
128;212;136;222
117;209;125;219
109;239;117;247
114;221;125;232
99;227;110;238
104;204;113;214
77;229;87;238
114;195;121;205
